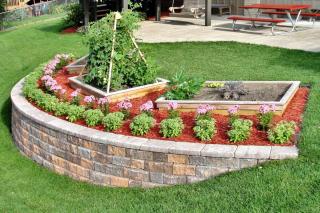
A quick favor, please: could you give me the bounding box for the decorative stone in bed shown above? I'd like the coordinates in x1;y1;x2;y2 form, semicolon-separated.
156;81;300;115
69;75;168;102
11;78;299;188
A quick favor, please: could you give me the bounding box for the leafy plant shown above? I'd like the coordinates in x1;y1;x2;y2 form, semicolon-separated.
64;3;83;26
258;104;276;131
207;82;224;88
66;105;85;123
196;104;215;121
130;113;155;136
84;10;156;91
193;118;216;141
228;118;253;142
102;112;125;131
160;118;184;138
268;121;296;144
54;102;70;117
0;0;6;13
83;109;104;127
164;71;204;100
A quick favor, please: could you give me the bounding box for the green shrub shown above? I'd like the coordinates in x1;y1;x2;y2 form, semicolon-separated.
102;112;125;131
258;112;274;131
83;109;104;127
130;113;155;136
54;102;70;117
64;3;83;26
160;118;184;138
66;105;85;122
164;71;204;100
268;121;296;144
193;118;216;141
228;119;253;142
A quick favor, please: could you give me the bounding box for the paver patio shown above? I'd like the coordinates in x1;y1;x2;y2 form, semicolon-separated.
136;16;320;52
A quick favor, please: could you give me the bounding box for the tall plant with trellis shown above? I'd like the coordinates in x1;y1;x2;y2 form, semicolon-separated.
84;8;156;92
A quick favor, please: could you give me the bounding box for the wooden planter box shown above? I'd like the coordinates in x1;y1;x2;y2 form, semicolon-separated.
155;81;300;115
65;55;88;74
69;75;169;102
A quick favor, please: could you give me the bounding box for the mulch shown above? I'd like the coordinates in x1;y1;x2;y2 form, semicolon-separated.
38;69;310;146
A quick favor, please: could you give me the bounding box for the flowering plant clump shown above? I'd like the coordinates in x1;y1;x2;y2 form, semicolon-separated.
228;105;240;124
196;104;215;121
40;74;63;94
268;121;296;144
258;104;276;131
140;100;154;117
98;96;109;115
117;98;133;119
70;89;81;105
83;95;95;109
193;118;216;141
160;117;184;138
167;101;179;119
59;89;67;102
43;53;74;75
228;118;253;142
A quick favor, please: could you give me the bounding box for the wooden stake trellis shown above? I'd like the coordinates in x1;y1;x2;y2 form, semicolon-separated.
106;12;147;94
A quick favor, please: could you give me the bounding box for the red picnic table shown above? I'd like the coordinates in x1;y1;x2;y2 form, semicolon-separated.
240;4;312;31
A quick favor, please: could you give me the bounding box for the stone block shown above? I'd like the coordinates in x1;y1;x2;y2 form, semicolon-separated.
270;146;298;160
169;142;205;155
110;176;129;187
105;164;123;176
129;180;142;187
130;159;144;169
239;159;258;169
93;162;106;173
78;147;91;160
168;154;188;164
201;144;237;158
187;176;206;184
153;152;168;162
188;155;206;165
173;164;196;176
79;158;93;169
205;157;239;169
112;156;131;167
235;146;271;159
124;168;149;182
196;166;228;178
125;149;153;161
108;145;126;157
145;161;165;173
91;151;112;164
140;139;173;153
163;174;187;185
149;172;164;184
90;171;110;185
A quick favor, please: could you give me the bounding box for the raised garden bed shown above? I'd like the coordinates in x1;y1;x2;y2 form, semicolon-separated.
65;55;88;74
69;74;168;102
156;81;300;115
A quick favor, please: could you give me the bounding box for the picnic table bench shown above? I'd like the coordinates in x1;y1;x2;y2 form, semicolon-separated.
228;16;286;35
262;11;320;25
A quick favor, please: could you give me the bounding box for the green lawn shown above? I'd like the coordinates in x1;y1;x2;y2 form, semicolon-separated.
1;17;320;212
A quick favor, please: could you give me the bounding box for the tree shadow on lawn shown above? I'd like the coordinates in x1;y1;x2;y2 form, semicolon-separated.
1;97;12;132
36;20;71;34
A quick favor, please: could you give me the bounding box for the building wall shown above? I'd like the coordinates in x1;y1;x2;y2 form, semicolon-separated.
261;0;320;9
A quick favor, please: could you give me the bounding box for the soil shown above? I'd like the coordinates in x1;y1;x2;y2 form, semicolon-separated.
36;70;310;146
193;83;291;101
61;26;78;34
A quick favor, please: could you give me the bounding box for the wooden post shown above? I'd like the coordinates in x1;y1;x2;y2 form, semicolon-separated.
122;0;128;11
205;0;212;26
155;0;161;21
83;0;90;28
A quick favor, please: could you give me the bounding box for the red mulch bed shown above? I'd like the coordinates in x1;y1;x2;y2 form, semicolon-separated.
37;69;309;146
61;26;78;34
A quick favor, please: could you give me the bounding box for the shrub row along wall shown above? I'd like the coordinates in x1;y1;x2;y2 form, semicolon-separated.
11;79;299;188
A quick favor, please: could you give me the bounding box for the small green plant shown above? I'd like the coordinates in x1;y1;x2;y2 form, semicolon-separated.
160;118;184;138
227;105;240;124
167;101;179;119
83;109;104;127
66;105;85;123
130;113;155;136
258;104;276;131
228;118;253;142
54;102;70;117
70;89;81;105
102;112;125;131
193;118;216;141
64;3;84;26
164;71;204;100
268;121;296;144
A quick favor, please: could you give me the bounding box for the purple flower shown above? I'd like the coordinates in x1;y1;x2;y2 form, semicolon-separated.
83;95;95;103
70;89;81;97
117;99;133;110
197;104;215;115
228;105;240;115
41;75;53;82
98;97;109;105
259;104;276;114
50;84;62;92
140;100;154;112
45;79;57;87
167;101;178;110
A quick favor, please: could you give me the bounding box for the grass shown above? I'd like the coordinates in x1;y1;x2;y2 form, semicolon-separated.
1;17;320;212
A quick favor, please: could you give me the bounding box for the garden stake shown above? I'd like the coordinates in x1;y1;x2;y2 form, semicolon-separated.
107;12;122;94
129;32;146;63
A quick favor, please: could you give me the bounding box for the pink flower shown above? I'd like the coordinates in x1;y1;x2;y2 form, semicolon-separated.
41;75;53;82
98;97;109;105
84;95;95;103
71;89;81;97
45;79;57;87
60;89;66;95
50;84;62;92
140;100;154;112
117;99;133;110
228;105;240;115
259;104;276;114
197;104;215;115
167;101;178;110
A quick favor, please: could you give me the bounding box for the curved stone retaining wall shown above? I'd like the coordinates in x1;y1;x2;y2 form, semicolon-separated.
11;79;299;188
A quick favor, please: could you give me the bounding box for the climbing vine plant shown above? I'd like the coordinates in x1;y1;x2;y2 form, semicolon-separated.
84;9;157;91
